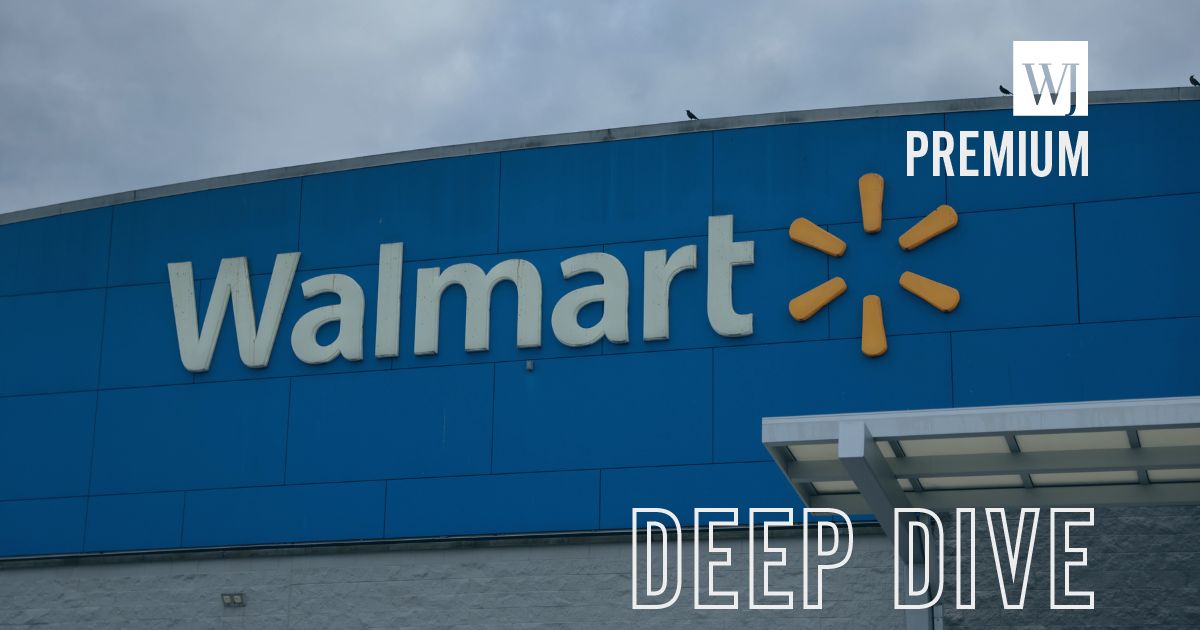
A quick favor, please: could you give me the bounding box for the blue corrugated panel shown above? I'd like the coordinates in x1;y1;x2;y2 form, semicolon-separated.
84;493;184;552
953;318;1200;407
0;392;95;501
828;205;1078;337
0;289;106;397
1;100;1196;557
946;101;1200;212
385;471;599;537
99;282;195;389
492;349;712;472
0;208;111;297
107;179;301;286
0;498;86;556
91;380;289;494
599;462;805;529
287;365;494;484
499;133;712;251
299;155;500;269
1077;193;1200;322
713;334;953;463
182;481;385;547
714;114;946;231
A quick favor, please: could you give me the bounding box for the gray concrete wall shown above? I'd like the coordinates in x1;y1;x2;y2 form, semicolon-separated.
0;506;1196;629
942;505;1200;629
0;528;901;629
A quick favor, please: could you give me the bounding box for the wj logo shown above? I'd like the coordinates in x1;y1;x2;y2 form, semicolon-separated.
1012;40;1089;117
786;173;959;357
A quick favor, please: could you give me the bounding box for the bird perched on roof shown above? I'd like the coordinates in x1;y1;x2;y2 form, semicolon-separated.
1191;75;1199;87
999;85;1012;95
686;110;699;120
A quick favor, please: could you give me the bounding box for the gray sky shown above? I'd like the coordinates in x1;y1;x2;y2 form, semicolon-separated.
1;0;1197;213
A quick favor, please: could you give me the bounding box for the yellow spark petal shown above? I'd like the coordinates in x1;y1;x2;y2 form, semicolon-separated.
789;277;847;321
859;173;884;234
899;271;960;312
789;218;847;257
898;204;958;251
861;295;888;357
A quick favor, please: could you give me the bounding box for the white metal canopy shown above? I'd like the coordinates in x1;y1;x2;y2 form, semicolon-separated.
762;396;1200;521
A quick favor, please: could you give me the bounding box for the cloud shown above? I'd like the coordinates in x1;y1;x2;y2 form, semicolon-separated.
1;0;1196;212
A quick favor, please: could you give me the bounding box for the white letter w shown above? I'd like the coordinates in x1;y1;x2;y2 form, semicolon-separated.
168;253;299;372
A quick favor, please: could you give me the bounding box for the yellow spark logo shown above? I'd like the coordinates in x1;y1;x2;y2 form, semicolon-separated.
787;173;960;357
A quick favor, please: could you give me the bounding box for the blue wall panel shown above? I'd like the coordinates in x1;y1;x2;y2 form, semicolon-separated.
299;155;500;269
0;498;86;556
386;471;599;537
0;99;1196;557
91;379;289;494
107;179;301;286
946;101;1200;212
99;282;195;389
828;205;1078;337
599;462;804;529
713;334;952;463
0;289;105;397
182;481;384;547
84;493;184;552
953;318;1200;407
0;393;95;501
493;350;713;472
714;114;946;231
499;134;712;251
1077;194;1200;322
602;228;830;353
287;365;494;484
0;208;110;297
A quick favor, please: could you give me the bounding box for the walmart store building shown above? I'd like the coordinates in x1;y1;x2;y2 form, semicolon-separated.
0;88;1197;628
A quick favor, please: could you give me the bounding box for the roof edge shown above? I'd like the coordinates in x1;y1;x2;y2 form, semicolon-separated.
4;87;1197;226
